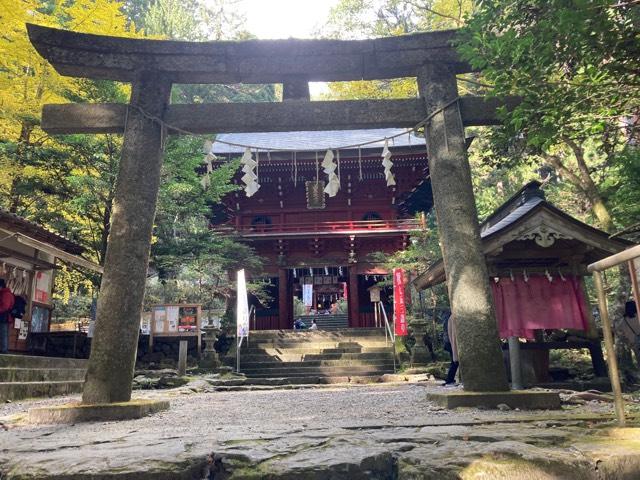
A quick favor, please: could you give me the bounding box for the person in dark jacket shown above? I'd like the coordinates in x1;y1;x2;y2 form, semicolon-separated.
0;279;16;353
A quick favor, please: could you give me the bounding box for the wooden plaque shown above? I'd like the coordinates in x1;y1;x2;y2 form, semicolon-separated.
306;181;326;209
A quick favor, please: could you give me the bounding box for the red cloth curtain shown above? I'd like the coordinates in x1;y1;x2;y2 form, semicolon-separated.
491;275;589;339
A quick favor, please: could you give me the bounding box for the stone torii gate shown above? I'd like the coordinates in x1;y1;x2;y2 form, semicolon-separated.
28;24;513;404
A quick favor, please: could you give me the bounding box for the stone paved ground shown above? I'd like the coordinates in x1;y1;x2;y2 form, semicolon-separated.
1;381;639;479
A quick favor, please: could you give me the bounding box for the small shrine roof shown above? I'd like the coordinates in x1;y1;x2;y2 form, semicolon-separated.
211;128;425;154
480;182;546;238
413;181;633;290
0;209;84;255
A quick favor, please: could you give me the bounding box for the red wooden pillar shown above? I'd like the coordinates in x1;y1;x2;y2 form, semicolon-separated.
278;268;290;330
348;266;360;328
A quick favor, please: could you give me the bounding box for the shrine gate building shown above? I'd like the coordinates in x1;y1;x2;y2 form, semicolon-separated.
209;129;432;330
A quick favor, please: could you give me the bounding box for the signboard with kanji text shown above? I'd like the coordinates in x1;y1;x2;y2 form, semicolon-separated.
393;268;408;336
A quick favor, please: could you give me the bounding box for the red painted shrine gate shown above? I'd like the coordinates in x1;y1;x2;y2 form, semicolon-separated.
210;129;430;330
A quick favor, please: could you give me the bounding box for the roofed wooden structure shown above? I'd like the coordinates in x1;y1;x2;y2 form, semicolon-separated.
414;181;630;289
0;210;84;255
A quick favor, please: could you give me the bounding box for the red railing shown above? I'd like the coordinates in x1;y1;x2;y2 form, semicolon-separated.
212;218;424;237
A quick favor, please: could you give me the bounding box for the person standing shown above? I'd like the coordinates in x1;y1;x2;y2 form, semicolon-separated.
0;279;16;354
442;310;459;386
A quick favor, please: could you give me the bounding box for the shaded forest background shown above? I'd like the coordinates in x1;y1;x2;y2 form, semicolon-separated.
0;0;638;321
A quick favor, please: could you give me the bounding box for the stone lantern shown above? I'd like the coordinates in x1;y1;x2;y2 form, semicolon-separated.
409;317;431;367
199;325;222;371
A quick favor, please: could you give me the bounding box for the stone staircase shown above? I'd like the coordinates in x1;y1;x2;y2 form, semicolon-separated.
298;314;349;330
0;354;87;401
236;328;395;381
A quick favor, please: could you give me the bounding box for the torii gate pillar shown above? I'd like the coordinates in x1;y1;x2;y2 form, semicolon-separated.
83;74;172;404
417;65;509;391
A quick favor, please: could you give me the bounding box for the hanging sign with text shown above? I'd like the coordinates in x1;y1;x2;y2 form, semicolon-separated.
393;268;408;336
236;269;250;340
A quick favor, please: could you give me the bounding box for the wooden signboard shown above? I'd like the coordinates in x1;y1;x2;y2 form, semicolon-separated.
148;303;202;354
306;181;326;209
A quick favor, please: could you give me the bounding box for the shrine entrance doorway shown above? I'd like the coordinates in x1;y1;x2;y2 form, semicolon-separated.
210;129;427;331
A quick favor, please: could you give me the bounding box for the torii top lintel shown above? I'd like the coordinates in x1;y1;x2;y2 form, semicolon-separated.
26;23;470;84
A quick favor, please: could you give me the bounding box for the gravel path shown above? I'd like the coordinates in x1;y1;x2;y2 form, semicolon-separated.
0;381;634;479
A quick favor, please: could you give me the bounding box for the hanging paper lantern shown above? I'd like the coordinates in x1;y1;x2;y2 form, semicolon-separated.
240;148;260;197
381;139;396;187
321;149;340;197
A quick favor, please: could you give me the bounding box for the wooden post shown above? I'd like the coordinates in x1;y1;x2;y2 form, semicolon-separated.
196;305;202;356
348;267;360;328
374;300;379;328
508;336;523;390
417;64;508;392
630;260;640;325
593;271;626;426
178;340;188;376
580;278;607;376
82;73;172;404
278;268;289;329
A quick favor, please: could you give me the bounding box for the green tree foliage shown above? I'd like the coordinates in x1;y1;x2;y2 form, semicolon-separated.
319;0;476;100
124;0;247;40
0;0;140;305
0;0;271;316
123;0;274;309
458;0;640;231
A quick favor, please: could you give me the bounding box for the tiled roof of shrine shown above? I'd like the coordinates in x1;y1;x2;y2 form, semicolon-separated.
210;129;425;154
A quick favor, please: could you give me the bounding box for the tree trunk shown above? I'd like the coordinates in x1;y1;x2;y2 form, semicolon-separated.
99;191;113;265
544;143;614;232
417;65;508;392
82;73;172;404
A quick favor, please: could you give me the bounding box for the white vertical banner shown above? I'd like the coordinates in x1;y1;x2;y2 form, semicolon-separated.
236;269;250;340
303;283;314;307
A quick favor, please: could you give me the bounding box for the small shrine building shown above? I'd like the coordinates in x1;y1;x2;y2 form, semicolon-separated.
0;210;102;352
209;129;432;330
413;181;631;384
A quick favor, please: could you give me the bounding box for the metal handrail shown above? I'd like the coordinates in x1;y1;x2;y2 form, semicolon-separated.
380;303;395;344
249;305;256;331
379;302;397;373
587;244;640;426
237;305;256;373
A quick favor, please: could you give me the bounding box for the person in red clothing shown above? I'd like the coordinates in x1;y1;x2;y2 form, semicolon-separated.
0;279;15;353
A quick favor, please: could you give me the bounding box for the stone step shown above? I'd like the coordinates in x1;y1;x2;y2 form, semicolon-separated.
0;380;84;401
238;352;394;362
308;325;349;331
243;368;393;378
248;328;386;339
240;359;396;369
248;341;391;350
212;375;386;388
0;368;86;383
241;346;393;355
240;365;394;377
0;354;87;369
